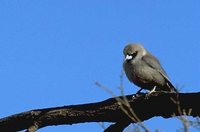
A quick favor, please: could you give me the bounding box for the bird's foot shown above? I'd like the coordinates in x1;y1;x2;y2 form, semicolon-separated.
132;88;143;99
145;86;157;99
132;94;140;99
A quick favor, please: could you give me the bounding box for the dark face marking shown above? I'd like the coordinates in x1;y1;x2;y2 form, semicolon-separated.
125;51;138;62
130;51;138;59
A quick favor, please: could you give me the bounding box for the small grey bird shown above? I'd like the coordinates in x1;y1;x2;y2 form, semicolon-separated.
123;43;177;94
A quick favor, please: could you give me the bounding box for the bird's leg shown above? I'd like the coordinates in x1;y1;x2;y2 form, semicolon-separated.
136;88;143;94
145;86;157;99
132;88;143;99
148;86;157;94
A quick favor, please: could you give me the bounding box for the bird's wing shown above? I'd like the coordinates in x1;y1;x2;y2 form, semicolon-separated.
142;53;177;92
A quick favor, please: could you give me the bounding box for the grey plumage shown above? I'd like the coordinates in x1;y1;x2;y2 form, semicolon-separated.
123;44;177;93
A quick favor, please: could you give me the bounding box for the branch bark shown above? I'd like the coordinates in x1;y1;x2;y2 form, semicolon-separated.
0;92;199;132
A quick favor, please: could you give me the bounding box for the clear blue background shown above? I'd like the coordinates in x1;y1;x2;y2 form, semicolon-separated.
0;0;200;132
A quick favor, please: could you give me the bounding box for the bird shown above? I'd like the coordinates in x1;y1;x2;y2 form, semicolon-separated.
123;43;177;94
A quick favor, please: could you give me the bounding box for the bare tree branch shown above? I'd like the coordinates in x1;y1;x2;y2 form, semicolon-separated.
104;122;130;132
0;92;200;131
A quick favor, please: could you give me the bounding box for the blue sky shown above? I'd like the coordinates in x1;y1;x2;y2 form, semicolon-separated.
0;0;200;132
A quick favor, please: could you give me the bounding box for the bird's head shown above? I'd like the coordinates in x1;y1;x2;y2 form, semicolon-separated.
123;43;146;62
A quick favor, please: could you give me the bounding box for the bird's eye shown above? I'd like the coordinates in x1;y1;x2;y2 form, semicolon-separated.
131;51;138;58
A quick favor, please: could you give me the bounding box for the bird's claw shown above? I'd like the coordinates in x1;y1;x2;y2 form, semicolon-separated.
145;86;157;99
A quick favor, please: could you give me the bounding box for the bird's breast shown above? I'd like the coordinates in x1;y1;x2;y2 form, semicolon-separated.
124;61;165;89
123;62;139;83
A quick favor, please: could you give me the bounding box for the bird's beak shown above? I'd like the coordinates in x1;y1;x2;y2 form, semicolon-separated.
125;54;133;61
